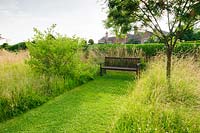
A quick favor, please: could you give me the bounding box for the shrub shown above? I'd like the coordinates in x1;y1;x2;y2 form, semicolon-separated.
27;25;97;86
0;42;27;51
0;43;9;50
8;42;27;51
88;39;94;45
27;25;79;78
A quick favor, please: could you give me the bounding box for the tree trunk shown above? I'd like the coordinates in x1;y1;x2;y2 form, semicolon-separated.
166;45;173;84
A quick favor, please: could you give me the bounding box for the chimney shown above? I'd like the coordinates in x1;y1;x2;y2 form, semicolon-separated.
133;26;138;35
105;31;108;43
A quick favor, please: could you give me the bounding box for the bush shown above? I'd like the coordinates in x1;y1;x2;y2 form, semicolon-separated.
8;42;27;51
112;55;200;132
88;39;94;45
0;43;9;50
0;42;27;51
27;25;97;85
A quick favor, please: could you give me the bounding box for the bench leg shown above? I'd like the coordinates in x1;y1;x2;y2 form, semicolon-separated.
136;70;140;78
100;68;103;76
104;69;106;74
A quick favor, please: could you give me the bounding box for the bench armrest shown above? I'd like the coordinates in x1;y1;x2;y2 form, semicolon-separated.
136;63;141;69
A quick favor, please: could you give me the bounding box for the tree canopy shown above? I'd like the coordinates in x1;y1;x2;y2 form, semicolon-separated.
179;28;200;41
105;0;200;41
88;39;94;45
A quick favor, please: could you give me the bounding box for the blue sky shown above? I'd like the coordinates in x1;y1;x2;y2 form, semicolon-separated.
0;0;107;44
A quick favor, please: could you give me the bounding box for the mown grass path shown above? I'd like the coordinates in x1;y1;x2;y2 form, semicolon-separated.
0;72;134;132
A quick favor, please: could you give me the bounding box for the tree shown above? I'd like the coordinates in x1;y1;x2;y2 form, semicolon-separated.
1;43;9;49
179;27;200;41
8;42;27;51
105;0;200;83
88;39;94;45
103;5;133;44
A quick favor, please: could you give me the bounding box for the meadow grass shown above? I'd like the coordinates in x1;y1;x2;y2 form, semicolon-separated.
0;50;89;122
0;72;134;132
0;50;46;121
112;55;200;132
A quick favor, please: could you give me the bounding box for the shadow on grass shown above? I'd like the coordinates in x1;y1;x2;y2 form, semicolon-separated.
99;70;136;81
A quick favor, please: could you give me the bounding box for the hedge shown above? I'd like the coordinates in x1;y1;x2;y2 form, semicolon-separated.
89;42;200;58
0;42;27;51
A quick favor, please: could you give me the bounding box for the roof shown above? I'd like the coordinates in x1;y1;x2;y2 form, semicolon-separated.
0;34;5;40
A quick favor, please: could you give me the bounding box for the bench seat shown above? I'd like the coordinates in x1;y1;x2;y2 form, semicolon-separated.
101;66;138;71
100;57;141;77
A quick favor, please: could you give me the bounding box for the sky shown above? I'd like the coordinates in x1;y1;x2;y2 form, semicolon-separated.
0;0;107;44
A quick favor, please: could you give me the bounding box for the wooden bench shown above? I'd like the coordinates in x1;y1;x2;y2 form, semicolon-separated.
100;57;141;76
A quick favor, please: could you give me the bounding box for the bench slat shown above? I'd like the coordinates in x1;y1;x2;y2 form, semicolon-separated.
100;57;141;77
101;66;137;71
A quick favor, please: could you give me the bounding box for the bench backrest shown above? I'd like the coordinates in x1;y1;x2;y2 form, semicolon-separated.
105;57;140;68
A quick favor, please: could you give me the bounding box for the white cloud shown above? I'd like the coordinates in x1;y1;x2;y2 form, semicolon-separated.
0;0;18;10
0;0;107;44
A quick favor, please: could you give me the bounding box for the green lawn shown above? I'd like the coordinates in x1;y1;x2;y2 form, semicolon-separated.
0;72;134;132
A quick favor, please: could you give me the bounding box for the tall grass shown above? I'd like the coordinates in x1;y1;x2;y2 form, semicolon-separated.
0;50;97;122
0;51;49;121
112;55;200;132
89;43;200;62
0;50;28;63
85;45;145;66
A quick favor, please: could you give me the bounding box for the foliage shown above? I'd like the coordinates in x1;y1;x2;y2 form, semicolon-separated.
88;39;94;45
126;38;140;44
0;42;27;51
145;35;160;43
27;25;96;83
112;56;200;132
104;4;133;42
8;42;27;51
179;28;200;41
0;43;9;49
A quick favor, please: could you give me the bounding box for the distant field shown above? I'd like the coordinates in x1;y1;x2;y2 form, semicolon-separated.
0;50;28;63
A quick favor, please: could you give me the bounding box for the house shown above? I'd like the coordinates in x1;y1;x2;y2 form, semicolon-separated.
98;32;129;44
0;34;5;40
133;30;153;44
98;31;153;44
98;32;116;44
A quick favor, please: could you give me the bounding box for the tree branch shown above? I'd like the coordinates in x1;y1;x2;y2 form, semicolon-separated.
166;0;171;32
138;5;166;40
140;0;164;35
171;0;189;32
